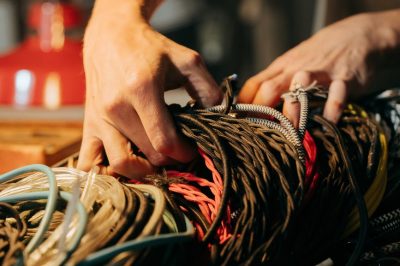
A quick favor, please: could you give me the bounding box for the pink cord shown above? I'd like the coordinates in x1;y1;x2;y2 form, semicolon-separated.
167;148;231;243
303;131;319;203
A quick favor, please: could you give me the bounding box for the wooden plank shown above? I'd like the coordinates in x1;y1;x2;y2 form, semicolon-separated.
0;121;82;173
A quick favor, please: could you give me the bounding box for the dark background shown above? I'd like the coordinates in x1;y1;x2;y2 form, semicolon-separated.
0;0;398;86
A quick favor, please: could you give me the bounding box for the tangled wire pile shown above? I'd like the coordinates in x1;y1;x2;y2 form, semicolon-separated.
0;76;400;265
0;166;195;266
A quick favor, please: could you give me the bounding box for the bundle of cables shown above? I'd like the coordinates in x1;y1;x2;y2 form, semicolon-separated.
290;104;387;265
352;90;400;264
0;166;194;265
164;76;386;265
0;75;398;265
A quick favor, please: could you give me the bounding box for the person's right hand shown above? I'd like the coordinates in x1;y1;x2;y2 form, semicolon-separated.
77;0;222;179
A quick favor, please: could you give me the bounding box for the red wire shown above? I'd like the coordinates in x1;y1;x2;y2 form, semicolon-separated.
303;131;319;203
126;148;232;243
128;132;317;240
167;148;232;244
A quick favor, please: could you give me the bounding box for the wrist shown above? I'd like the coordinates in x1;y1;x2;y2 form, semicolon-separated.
371;10;400;50
85;0;157;45
92;0;163;24
369;10;400;68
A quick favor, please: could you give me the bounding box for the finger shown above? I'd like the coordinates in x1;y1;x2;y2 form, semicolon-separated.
184;76;221;108
172;52;222;107
132;87;197;164
323;80;347;124
283;99;300;129
252;74;291;107
101;122;154;179
237;68;283;103
283;71;314;128
77;133;104;171
106;102;175;166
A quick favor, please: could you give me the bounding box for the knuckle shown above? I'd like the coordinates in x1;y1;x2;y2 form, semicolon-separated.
152;134;174;155
244;78;258;89
260;80;277;91
200;88;223;107
273;55;286;66
103;96;121;115
125;76;153;101
293;70;310;79
187;51;203;67
259;80;285;101
109;156;130;174
125;74;149;91
147;151;170;166
76;159;89;171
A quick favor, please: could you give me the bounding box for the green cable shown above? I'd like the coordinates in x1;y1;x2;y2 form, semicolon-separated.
161;210;182;265
0;191;88;260
0;164;58;253
77;213;195;266
163;209;180;233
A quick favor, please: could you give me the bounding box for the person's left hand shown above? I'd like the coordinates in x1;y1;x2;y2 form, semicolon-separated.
237;12;398;126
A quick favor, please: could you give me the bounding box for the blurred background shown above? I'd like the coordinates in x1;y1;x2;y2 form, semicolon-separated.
0;0;398;171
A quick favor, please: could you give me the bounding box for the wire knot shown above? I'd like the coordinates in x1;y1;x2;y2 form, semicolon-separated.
281;81;327;103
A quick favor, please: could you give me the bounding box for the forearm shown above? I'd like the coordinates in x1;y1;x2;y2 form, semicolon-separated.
92;0;164;24
85;0;164;49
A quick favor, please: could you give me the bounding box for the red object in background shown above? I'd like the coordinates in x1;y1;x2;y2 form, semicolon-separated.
0;2;85;109
28;2;82;29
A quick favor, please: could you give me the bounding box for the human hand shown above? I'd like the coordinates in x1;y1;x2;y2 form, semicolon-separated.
77;1;222;179
238;11;400;126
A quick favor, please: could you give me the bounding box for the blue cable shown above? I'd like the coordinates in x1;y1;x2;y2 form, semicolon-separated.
0;164;58;253
0;191;88;259
77;214;195;266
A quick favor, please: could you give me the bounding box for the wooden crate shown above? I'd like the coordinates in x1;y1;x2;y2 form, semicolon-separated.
0;121;82;173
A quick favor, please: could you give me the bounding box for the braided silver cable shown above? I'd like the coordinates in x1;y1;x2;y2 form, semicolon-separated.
370;208;400;227
361;242;400;262
379;220;400;234
205;78;327;166
298;92;308;141
247;117;305;163
246;118;299;146
208;104;304;163
208;104;299;139
208;104;305;164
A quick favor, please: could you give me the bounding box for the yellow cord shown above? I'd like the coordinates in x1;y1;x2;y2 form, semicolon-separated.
342;104;388;237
